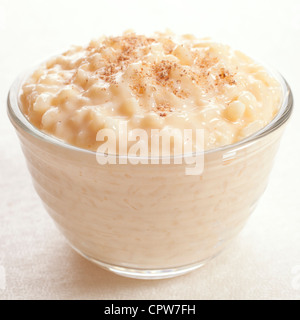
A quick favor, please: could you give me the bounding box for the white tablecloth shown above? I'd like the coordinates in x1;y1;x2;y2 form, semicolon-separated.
0;0;299;300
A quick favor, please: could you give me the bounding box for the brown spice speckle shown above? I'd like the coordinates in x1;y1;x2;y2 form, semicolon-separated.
153;103;175;117
67;33;237;100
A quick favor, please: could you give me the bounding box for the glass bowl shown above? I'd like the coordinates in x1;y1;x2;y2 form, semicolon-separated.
7;66;293;279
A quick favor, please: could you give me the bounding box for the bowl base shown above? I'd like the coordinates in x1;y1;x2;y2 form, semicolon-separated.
72;246;211;280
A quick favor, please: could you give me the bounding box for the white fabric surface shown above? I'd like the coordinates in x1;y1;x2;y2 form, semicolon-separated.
0;0;300;300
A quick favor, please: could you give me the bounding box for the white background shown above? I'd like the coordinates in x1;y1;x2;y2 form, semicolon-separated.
0;0;299;300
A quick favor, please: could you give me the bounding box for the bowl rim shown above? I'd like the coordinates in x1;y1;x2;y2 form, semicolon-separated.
7;61;293;159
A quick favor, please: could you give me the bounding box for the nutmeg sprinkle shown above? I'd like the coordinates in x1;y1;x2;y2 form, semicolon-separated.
153;103;175;117
68;32;238;102
20;31;282;152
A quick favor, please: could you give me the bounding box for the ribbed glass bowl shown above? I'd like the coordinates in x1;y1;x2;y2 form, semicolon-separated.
7;66;293;279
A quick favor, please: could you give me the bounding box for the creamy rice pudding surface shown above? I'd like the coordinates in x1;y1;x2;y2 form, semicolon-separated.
20;31;281;152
